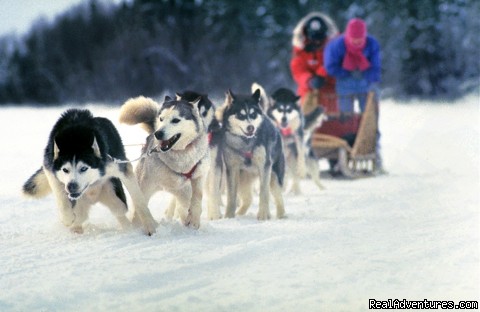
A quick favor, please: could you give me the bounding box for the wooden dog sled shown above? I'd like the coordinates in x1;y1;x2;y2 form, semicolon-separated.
303;90;379;178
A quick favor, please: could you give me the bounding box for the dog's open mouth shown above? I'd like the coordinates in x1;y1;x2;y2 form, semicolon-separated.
159;134;181;152
67;185;88;201
68;192;82;200
242;129;256;138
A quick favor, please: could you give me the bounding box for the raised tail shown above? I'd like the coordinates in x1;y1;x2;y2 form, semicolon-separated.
22;168;51;198
119;96;160;134
251;82;271;112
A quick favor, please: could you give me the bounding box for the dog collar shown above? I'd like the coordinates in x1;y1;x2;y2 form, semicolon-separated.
182;162;199;180
243;151;253;165
207;132;213;145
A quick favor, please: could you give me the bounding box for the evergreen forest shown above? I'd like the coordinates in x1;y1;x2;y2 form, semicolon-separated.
0;0;478;105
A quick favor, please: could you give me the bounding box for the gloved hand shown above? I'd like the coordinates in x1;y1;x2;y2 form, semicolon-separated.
308;75;325;89
350;70;363;80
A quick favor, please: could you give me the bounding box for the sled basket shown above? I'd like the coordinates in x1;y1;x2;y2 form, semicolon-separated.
310;91;379;178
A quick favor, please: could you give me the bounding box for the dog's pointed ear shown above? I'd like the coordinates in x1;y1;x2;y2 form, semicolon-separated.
226;89;235;107
175;93;182;101
189;96;201;108
92;137;101;158
164;95;173;102
53;140;60;160
295;95;302;108
252;88;261;103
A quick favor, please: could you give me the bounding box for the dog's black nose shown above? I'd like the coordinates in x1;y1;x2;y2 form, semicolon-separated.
154;130;164;140
281;117;288;127
246;125;254;133
67;182;78;193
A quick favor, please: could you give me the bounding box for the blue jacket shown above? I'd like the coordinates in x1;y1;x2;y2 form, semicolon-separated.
324;34;381;84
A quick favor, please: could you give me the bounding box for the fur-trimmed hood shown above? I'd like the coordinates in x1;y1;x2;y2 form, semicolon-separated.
292;12;339;49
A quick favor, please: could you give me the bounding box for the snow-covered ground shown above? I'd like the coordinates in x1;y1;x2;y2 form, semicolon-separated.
0;94;479;311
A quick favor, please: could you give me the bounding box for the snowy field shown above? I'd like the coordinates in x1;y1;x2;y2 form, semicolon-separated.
0;94;479;311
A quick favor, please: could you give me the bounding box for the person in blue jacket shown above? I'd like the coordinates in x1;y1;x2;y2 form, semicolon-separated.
324;18;381;113
324;18;385;173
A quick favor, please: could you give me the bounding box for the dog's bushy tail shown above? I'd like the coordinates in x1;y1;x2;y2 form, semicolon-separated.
119;96;159;134
22;168;51;198
251;82;270;112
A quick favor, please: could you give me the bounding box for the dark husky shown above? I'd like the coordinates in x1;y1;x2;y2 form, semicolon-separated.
214;89;285;220
254;83;324;192
22;109;157;235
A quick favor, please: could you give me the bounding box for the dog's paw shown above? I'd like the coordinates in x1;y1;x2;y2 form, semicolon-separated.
143;219;157;236
133;211;157;236
70;225;84;234
289;184;302;196
224;206;236;218
183;213;201;229
207;211;222;220
257;210;271;221
236;206;248;216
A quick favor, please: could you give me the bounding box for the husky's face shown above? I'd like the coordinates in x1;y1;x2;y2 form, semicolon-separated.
154;97;203;152
224;89;263;138
55;159;102;200
52;129;103;200
269;88;302;136
270;100;302;134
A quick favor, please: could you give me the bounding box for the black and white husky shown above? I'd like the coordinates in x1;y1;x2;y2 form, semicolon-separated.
119;95;209;228
22;109;157;235
254;83;324;193
213;89;285;220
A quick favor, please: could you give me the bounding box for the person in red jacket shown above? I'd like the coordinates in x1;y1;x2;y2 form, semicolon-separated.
290;12;339;120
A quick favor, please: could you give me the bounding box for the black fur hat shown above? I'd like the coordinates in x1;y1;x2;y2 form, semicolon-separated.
271;88;300;103
304;16;328;42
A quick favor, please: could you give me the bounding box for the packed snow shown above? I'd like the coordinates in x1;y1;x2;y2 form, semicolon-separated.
0;93;479;311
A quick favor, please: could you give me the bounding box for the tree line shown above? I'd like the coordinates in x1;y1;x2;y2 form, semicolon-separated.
0;0;478;105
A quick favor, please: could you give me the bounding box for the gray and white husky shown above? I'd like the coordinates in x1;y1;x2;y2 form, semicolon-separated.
175;91;224;221
213;89;285;220
254;83;324;193
119;95;209;228
22;109;157;235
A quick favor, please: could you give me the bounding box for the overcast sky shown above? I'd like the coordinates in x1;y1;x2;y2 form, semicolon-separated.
0;0;84;36
2;0;137;36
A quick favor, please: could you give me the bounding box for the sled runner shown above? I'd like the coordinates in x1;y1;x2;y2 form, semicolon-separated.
304;90;379;178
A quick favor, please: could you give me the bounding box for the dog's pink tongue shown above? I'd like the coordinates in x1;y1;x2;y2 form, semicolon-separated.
280;127;292;137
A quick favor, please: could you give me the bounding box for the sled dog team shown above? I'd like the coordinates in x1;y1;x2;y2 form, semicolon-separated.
22;84;324;235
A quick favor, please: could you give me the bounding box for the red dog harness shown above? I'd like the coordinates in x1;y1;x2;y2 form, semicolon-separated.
182;163;198;180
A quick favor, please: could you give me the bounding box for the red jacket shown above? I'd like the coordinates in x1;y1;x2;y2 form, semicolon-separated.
290;12;339;113
290;44;336;97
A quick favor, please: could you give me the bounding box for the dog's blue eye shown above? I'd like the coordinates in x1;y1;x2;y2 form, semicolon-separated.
172;118;180;124
80;166;88;173
62;168;69;173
